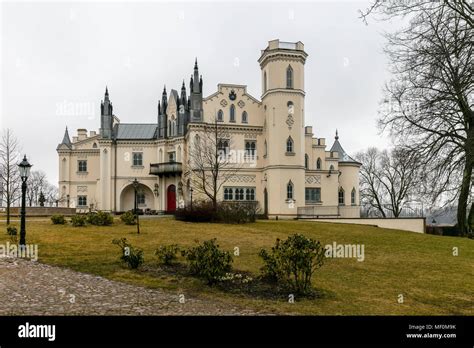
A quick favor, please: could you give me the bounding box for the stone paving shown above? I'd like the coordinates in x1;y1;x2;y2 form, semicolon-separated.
0;257;263;315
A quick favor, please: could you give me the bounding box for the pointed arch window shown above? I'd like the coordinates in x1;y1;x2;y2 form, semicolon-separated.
351;188;356;205
286;137;294;153
287;180;294;200
230;104;236;122
305;154;309;169
316;158;322;170
217;109;223;122
242;111;248;123
264;140;268;157
338;187;345;205
286;65;293;89
218;139;229;155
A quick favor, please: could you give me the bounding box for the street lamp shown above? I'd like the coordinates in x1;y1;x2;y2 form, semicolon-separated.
190;187;194;209
132;178;140;234
18;155;32;248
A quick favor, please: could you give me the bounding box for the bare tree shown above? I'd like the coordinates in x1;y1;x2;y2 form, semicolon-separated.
356;147;424;218
360;1;473;234
26;170;47;207
187;118;245;210
0;129;22;224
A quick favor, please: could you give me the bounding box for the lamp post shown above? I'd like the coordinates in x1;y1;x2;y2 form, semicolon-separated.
132;178;140;234
190;187;193;209
18;155;32;248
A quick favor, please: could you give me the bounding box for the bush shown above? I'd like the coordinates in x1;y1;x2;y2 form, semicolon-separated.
112;238;144;269
87;211;114;226
182;239;233;285
155;244;180;265
175;200;259;224
175;200;218;223
71;214;87;227
6;225;17;236
120;211;137;225
259;234;326;295
217;202;259;224
51;215;66;225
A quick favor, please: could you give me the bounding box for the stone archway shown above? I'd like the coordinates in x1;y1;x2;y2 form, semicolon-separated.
120;183;155;212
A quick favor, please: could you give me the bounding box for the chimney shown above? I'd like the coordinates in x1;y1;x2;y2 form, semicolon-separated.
77;129;87;141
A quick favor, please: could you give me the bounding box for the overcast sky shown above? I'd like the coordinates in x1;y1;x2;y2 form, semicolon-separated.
1;0;400;184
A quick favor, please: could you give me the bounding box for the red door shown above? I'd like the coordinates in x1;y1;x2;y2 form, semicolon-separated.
166;185;176;212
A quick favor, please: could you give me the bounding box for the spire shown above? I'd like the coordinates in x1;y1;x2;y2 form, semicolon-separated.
335;129;339;140
181;80;186;90
161;85;168;112
194;57;198;70
60;126;72;147
193;59;200;93
104;86;109;101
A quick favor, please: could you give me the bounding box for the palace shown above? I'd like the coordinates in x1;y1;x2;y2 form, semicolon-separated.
57;39;361;218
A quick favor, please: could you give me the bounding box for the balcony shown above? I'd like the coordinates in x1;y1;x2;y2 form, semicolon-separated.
149;162;182;177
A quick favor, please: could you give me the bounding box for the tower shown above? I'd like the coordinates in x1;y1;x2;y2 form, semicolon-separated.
158;86;168;138
258;40;308;217
100;87;114;139
189;59;203;122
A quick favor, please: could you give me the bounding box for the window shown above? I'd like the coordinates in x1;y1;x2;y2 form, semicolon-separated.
338;187;345;205
305;154;309;169
287;101;294;114
230;104;235;122
287;181;294;200
92;143;97;148
286;65;293;89
132;152;143;166
78;160;87;172
77;195;87;207
264;140;267;157
235;188;244;200
223;187;255;201
316;158;322;170
245;141;256;156
217;109;223;121
263;71;267;92
218;140;229;155
329;164;335;172
242;111;248;123
168;152;175;162
351;188;356;205
286;137;294;153
245;188;255;201
305;188;321;203
137;192;145;205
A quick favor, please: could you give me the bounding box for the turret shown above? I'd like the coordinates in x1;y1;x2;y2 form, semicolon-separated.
189;59;203;122
100;86;114;139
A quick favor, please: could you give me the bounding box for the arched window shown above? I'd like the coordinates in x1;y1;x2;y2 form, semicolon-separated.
264;140;268;157
286;65;293;89
168;120;171;136
287;101;294;115
264;71;267;92
224;188;230;200
242;111;248;123
235;188;244;200
338;187;345;205
286;137;294;153
217;109;223;121
92;143;97;149
230;104;235;122
305;154;309;169
317;158;322;170
194;134;200;147
351;188;356;205
246;188;255;201
218;139;229;155
329;164;334;172
287;181;294;200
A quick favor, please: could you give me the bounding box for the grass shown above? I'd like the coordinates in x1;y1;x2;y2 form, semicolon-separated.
1;217;473;315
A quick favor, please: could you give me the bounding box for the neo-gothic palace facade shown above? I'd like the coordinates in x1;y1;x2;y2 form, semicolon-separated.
57;39;361;218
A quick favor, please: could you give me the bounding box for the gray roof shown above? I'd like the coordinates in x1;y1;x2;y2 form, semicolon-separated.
329;131;360;164
57;127;72;149
114;124;157;140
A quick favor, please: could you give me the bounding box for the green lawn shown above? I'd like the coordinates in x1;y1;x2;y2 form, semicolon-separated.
1;217;473;315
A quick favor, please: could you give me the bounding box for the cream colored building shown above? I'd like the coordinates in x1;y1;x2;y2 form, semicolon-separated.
57;39;361;218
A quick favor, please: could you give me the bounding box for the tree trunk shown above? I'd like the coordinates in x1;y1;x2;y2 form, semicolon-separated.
457;129;474;236
468;201;474;232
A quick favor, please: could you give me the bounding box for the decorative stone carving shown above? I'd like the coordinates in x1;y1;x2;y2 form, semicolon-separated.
220;99;228;107
286;114;294;129
305;175;321;184
228;175;256;183
77;186;88;192
237;100;245;108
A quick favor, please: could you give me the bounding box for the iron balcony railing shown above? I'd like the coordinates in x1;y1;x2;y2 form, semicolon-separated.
149;162;183;176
